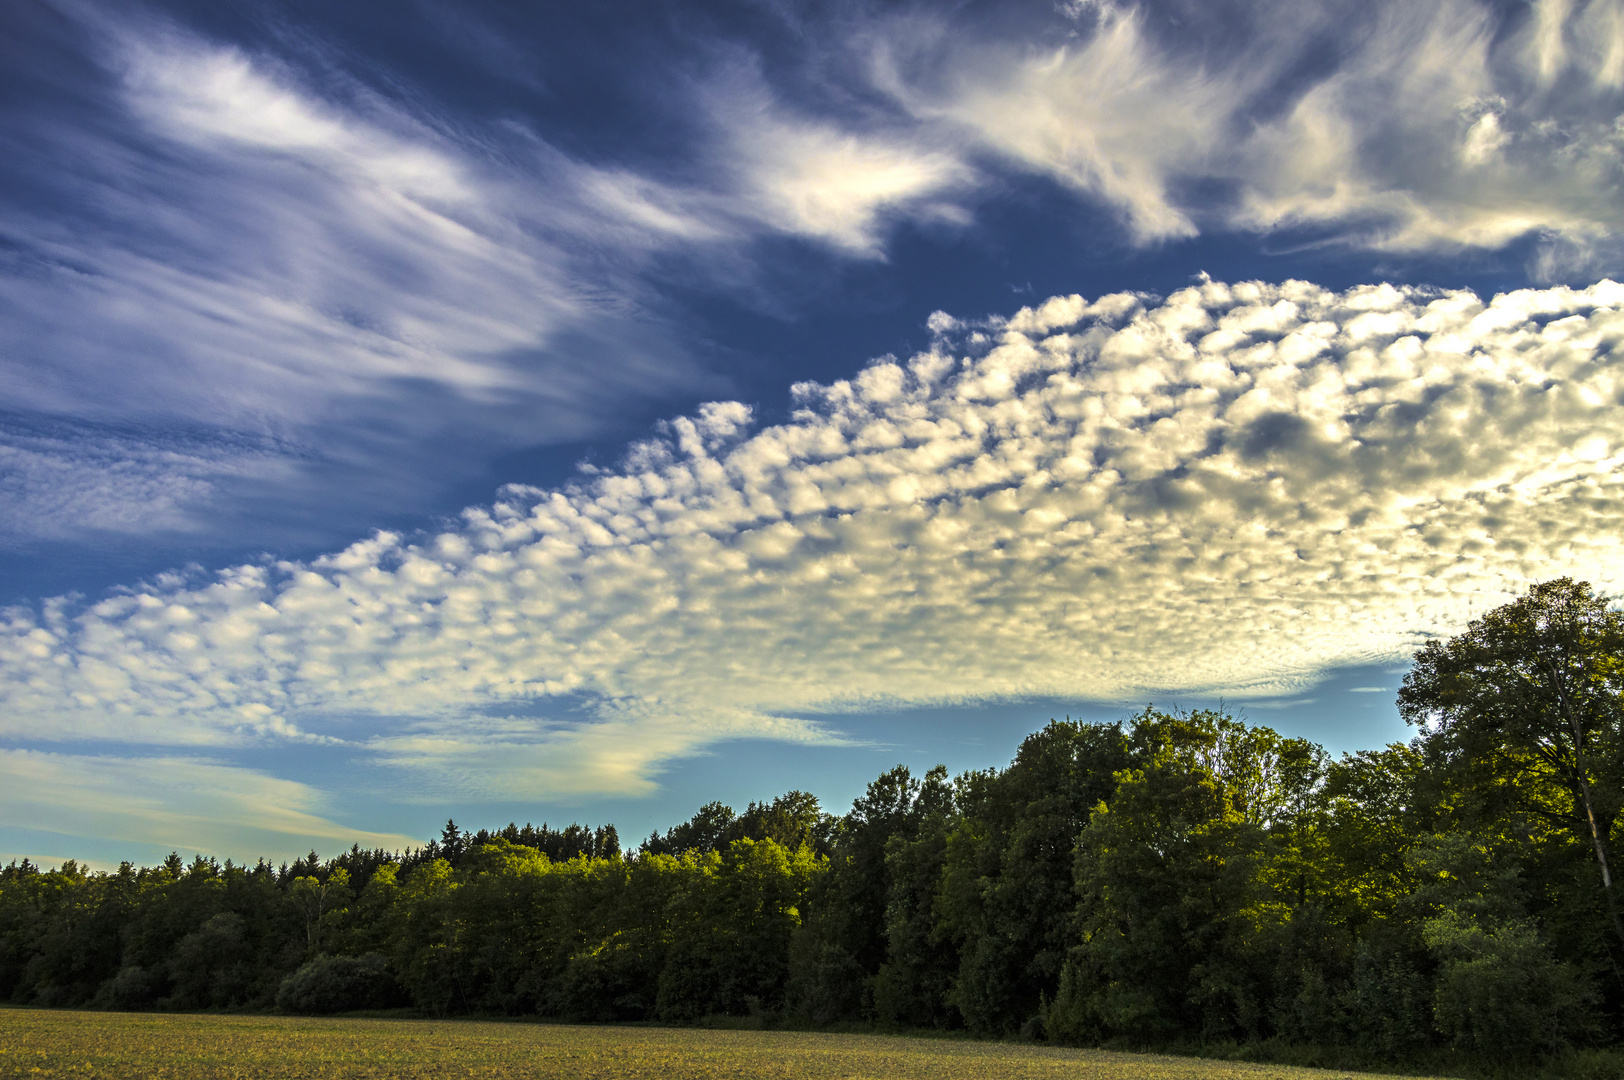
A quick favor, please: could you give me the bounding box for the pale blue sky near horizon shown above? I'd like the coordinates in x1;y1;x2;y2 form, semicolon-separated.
1;658;1410;870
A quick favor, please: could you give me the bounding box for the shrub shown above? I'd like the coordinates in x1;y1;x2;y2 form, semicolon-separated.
1423;913;1598;1059
275;953;404;1015
168;913;252;1009
555;933;661;1021
93;965;158;1010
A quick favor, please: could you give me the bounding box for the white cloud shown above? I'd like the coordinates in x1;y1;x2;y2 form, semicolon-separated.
1227;0;1623;255
5;278;1624;799
887;4;1229;242
0;13;988;543
4;25;609;425
0;420;290;543
368;703;862;801
0;750;417;861
868;0;1624;267
707;72;974;255
0;24;710;552
558;86;972;261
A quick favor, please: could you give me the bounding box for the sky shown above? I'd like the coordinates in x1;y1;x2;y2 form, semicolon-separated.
4;0;1624;868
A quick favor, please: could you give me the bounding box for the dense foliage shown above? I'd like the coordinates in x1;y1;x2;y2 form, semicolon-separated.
5;579;1624;1073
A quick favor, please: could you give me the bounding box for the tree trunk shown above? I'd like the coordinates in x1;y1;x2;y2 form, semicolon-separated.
1547;657;1624;950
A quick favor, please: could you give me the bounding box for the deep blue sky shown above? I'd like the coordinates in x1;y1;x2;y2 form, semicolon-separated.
3;0;1622;865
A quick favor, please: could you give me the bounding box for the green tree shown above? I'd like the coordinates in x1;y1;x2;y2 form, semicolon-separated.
937;719;1133;1036
1404;832;1598;1058
1399;578;1624;946
873;768;959;1028
1048;709;1323;1045
287;867;352;958
788;765;939;1022
642;802;737;856
658;838;822;1021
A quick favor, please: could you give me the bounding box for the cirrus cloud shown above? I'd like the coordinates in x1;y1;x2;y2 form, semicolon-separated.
872;0;1624;266
0;749;418;863
0;7;974;547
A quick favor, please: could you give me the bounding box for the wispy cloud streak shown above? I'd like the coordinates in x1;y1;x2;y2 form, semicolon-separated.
0;749;417;861
871;0;1624;267
0;7;997;545
0;416;290;543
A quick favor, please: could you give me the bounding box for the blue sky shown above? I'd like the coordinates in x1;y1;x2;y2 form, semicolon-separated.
4;0;1624;866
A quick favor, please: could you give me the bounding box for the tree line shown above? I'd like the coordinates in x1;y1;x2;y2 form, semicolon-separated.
3;578;1623;1074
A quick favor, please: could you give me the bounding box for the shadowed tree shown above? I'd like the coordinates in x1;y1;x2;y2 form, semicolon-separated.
1399;578;1624;947
641;802;738;856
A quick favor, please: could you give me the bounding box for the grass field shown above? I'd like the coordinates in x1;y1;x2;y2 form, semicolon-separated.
0;1008;1447;1080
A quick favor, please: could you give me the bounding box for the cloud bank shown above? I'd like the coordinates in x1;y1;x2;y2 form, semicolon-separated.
5;278;1623;798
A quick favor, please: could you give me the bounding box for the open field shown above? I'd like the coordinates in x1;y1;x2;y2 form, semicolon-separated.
0;1009;1444;1080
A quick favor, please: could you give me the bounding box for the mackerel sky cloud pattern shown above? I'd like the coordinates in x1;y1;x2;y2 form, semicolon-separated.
5;279;1622;799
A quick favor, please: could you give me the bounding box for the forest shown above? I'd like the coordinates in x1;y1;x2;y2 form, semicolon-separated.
3;578;1623;1075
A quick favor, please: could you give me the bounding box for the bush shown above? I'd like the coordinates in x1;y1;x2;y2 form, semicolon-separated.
1345;934;1431;1057
655;944;721;1023
93;965;158;1010
555;933;661;1021
785;932;866;1025
1423;914;1598;1059
168;913;252;1009
275;953;404;1015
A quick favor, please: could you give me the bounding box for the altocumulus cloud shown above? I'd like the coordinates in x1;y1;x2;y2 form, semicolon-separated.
0;416;292;545
4;279;1624;798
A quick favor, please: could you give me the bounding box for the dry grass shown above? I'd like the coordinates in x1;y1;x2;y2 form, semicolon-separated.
0;1008;1444;1080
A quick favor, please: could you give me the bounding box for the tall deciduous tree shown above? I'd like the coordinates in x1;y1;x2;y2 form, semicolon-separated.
1398;578;1624;945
